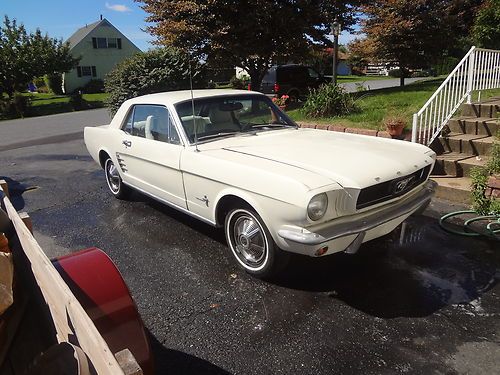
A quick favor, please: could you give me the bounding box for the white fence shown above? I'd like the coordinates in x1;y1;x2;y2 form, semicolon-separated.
412;46;500;145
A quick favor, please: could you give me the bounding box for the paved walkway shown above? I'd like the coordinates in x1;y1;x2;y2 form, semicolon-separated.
0;109;110;151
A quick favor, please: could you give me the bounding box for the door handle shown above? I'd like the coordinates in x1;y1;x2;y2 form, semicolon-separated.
122;140;132;148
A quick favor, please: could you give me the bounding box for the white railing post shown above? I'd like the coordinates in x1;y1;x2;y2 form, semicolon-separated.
467;47;475;103
411;46;500;145
411;113;418;143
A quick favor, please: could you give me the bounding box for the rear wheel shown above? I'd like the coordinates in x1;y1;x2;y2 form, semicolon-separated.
224;207;289;278
104;158;130;199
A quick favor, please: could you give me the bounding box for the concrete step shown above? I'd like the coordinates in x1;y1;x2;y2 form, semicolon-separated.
437;133;494;155
457;155;490;177
432;152;471;176
432;176;472;204
461;100;500;118
447;117;500;136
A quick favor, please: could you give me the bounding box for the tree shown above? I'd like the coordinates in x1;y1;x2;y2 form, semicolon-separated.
105;47;206;115
0;16;78;98
356;0;484;86
472;0;500;49
136;0;361;91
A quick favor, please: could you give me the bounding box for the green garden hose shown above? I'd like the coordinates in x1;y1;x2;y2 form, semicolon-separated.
439;210;500;238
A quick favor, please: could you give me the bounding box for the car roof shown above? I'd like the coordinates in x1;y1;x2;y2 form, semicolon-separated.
125;89;265;106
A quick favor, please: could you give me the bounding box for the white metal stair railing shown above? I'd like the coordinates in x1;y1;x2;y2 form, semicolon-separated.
412;46;500;145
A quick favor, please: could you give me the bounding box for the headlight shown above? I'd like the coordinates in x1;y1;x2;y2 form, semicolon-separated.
307;193;328;221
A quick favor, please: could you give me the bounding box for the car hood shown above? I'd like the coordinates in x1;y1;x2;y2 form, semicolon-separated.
199;128;434;190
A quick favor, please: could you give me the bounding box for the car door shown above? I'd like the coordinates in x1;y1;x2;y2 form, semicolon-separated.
117;104;187;209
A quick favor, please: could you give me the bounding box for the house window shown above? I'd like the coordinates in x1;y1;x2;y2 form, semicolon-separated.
92;37;122;49
77;66;97;77
107;38;117;48
97;37;107;48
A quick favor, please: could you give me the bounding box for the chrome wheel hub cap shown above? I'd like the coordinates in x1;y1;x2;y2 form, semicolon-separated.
233;215;266;266
106;161;120;193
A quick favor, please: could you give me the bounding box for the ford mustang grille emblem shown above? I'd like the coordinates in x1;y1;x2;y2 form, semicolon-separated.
394;176;415;194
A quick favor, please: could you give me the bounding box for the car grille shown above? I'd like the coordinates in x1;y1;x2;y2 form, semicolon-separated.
356;165;431;210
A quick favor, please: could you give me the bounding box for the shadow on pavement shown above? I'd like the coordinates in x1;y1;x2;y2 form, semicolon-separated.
0;176;28;211
148;331;231;375
273;215;499;319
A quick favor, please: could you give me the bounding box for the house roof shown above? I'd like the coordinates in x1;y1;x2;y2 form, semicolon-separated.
65;18;135;49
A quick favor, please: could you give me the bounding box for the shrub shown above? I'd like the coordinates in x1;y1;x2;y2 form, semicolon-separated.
69;91;87;110
229;76;247;89
300;84;357;118
0;93;31;118
81;79;104;94
33;76;48;92
45;73;63;95
105;47;206;115
470;134;500;214
388;68;401;78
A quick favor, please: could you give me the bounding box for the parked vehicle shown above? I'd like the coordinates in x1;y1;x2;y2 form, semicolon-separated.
260;64;328;100
84;89;437;278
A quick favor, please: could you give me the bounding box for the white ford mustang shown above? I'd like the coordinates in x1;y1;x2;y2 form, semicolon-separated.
84;89;436;278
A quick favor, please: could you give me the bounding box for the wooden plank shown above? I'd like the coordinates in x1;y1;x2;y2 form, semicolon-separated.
114;349;143;375
18;212;33;234
1;194;125;375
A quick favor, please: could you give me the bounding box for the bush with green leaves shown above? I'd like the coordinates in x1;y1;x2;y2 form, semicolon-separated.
45;74;63;95
0;92;31;118
105;47;206;115
300;84;357;118
229;76;247;90
470;133;500;215
80;79;104;94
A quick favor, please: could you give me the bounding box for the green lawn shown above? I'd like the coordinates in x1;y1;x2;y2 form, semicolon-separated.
26;92;108;106
287;80;500;130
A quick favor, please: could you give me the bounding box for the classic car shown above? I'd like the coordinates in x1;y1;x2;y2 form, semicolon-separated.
84;89;436;278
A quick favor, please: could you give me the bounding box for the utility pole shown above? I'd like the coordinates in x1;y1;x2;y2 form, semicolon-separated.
331;18;341;86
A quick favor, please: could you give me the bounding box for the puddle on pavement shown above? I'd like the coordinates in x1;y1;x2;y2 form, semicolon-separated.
275;215;499;319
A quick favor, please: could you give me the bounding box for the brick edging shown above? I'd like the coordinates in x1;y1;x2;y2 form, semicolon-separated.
485;175;500;199
297;122;392;139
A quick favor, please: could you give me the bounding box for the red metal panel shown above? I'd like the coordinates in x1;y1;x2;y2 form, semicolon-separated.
53;248;154;375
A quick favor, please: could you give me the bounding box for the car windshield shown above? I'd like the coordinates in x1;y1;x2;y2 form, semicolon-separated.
175;94;296;143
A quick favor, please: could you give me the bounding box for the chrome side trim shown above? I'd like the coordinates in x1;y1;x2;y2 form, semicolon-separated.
122;181;217;226
278;180;437;245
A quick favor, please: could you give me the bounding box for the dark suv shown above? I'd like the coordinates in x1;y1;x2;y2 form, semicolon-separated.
260;64;328;99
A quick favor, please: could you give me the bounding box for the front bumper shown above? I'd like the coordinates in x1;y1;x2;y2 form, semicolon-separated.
277;180;436;255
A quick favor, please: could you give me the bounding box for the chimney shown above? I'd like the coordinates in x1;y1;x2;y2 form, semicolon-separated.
100;14;103;20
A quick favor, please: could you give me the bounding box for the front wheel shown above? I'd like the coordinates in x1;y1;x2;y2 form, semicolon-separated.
104;158;130;199
224;208;289;278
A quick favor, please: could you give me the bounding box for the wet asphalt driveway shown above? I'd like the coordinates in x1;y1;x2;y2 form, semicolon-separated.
1;135;499;374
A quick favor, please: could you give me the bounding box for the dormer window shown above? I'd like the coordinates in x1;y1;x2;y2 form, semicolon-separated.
92;37;122;49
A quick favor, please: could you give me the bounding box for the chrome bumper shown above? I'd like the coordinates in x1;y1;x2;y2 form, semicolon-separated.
278;180;437;246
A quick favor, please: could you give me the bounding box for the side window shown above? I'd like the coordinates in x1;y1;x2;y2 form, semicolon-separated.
122;108;134;134
308;68;319;79
126;104;181;144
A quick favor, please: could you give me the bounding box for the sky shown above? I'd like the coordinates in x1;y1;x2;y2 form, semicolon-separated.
0;0;358;51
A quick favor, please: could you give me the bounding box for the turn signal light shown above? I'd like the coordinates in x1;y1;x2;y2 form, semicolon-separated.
315;246;328;257
274;83;280;93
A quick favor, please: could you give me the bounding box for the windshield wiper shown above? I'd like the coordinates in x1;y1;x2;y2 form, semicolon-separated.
249;123;292;129
196;131;239;141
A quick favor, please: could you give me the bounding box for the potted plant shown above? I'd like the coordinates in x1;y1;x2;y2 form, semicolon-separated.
272;95;289;111
384;116;406;138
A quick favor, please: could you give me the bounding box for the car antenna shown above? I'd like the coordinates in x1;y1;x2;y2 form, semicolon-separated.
188;52;199;152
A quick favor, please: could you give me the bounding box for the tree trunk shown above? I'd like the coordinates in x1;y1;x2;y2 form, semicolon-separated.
399;67;406;86
249;71;263;92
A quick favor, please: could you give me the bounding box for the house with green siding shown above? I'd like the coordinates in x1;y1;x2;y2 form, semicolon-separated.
63;17;141;93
